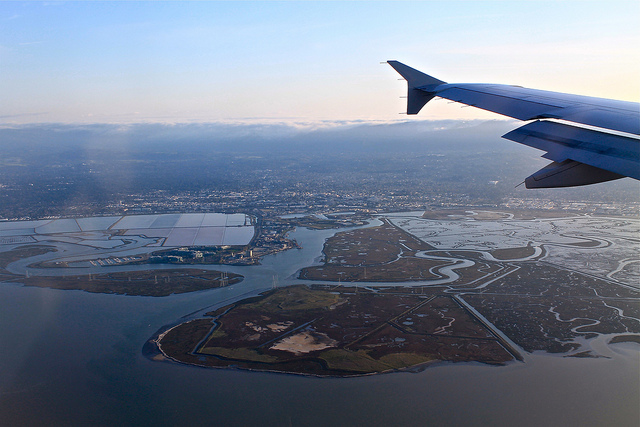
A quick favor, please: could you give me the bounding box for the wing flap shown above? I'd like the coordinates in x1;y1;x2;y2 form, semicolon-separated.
503;120;640;180
554;107;640;136
523;160;625;189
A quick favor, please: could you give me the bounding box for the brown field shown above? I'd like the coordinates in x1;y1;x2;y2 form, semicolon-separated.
158;285;516;376
463;262;640;353
300;257;448;282
490;246;536;260
298;219;471;282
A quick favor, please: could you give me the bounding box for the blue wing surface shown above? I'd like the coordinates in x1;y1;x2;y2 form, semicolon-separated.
388;60;640;188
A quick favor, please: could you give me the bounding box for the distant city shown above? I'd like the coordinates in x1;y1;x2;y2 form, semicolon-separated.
1;122;638;221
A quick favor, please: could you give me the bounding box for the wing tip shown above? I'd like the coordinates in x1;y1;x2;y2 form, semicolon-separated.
387;61;445;115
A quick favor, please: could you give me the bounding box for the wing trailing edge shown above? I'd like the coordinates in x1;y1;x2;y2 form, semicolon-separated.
387;60;640;188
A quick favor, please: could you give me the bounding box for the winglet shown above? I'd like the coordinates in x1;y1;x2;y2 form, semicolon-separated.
387;61;446;114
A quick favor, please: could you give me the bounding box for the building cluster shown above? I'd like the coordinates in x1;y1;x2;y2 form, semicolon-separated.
95;188;639;219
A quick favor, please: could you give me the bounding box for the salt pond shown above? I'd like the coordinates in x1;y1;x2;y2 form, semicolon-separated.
0;213;255;256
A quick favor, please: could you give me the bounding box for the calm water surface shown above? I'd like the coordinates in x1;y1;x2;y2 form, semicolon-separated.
0;226;638;426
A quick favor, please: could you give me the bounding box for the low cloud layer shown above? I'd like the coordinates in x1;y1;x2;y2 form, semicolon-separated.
0;119;528;155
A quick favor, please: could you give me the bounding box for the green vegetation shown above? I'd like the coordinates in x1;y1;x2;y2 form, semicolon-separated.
199;346;278;363
378;352;435;369
247;285;342;312
320;349;391;373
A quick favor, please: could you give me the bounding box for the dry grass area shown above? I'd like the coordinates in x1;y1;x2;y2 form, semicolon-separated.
490;246;536;260
464;262;640;353
17;268;242;296
300;257;446;282
299;219;457;282
158;285;515;376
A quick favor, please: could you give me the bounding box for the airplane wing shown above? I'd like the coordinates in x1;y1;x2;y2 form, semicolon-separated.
387;60;640;188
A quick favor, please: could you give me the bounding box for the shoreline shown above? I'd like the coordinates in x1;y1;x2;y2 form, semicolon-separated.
147;285;517;377
146;321;469;378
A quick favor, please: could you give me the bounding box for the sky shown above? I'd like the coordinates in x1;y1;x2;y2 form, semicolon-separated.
1;1;639;125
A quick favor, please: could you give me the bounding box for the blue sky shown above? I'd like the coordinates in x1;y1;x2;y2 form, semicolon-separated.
1;1;638;124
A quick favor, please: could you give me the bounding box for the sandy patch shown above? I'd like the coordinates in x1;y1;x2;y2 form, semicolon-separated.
267;321;294;332
271;331;337;355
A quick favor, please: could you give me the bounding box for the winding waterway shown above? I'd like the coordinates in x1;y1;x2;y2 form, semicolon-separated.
0;224;638;426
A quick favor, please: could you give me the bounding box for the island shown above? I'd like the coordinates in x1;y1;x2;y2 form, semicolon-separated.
14;269;242;297
154;284;517;376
